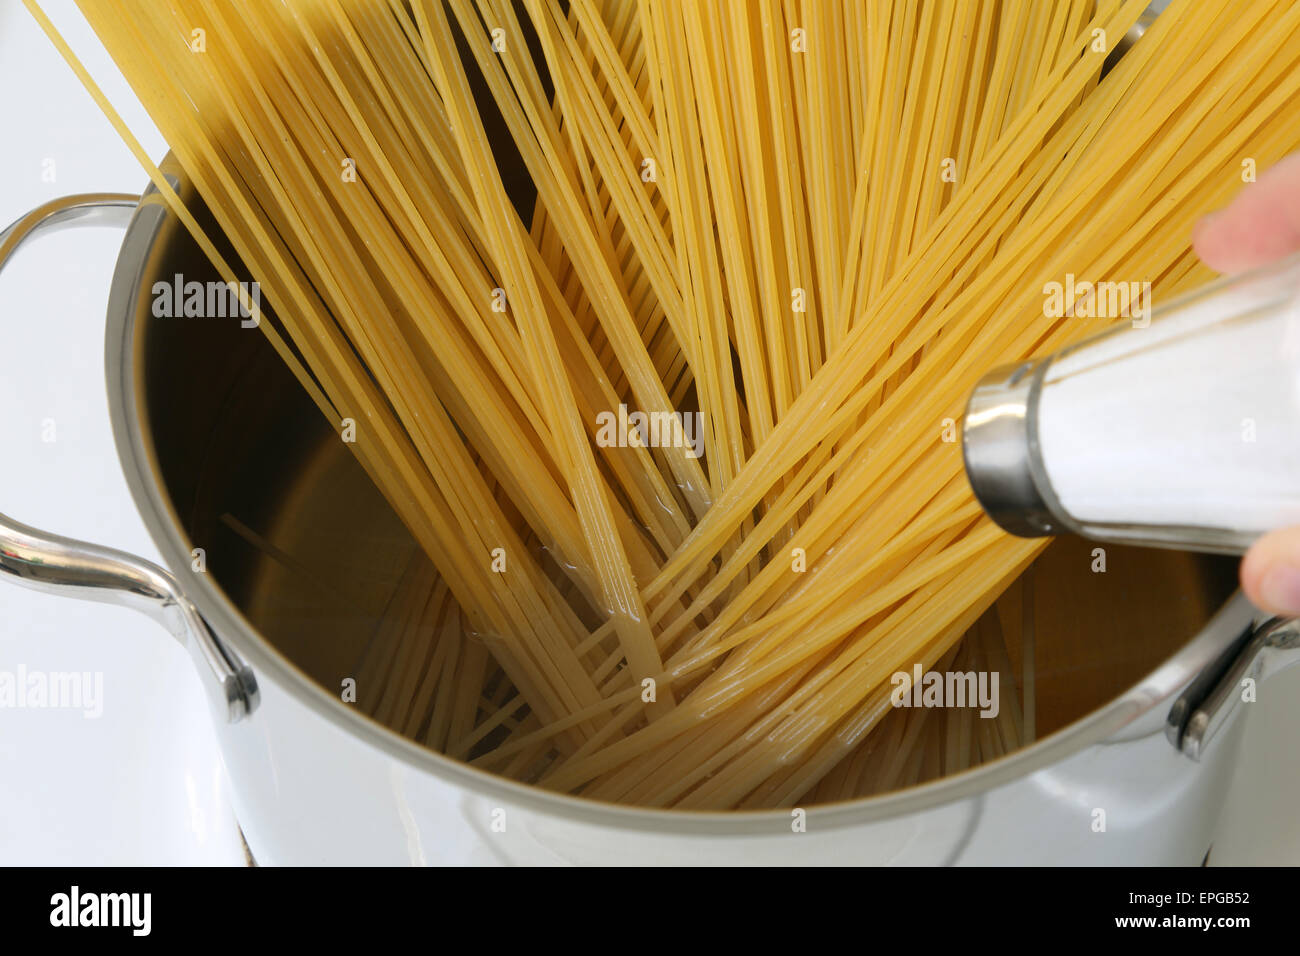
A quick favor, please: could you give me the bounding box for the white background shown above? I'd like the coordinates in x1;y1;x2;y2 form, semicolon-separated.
0;0;1297;865
0;0;242;865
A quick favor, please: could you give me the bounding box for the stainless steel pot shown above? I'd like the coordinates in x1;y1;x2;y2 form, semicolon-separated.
4;158;1299;865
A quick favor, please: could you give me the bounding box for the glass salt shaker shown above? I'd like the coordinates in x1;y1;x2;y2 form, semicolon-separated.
963;251;1300;554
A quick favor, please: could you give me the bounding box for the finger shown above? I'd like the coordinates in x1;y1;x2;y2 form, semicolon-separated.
1193;152;1300;274
1241;525;1300;615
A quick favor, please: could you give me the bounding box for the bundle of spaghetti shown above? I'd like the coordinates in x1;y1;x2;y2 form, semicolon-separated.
32;0;1300;807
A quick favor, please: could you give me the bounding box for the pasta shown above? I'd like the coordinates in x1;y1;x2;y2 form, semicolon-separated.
29;0;1300;807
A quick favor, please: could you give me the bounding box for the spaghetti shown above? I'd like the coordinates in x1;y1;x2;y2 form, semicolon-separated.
28;0;1300;807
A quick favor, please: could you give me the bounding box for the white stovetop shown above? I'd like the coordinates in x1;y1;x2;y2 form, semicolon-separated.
1;0;1297;866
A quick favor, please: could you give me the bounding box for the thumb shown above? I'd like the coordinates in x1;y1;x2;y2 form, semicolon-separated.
1241;526;1300;616
1193;152;1300;274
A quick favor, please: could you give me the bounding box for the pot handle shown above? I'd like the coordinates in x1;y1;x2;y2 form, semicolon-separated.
1167;615;1300;759
0;194;257;723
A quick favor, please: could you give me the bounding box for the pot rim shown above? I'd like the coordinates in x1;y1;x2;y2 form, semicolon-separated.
102;160;1255;837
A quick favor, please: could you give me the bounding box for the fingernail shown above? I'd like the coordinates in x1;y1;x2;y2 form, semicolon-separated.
1258;565;1300;614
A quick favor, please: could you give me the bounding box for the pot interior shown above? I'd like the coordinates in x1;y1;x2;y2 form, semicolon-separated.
120;167;1240;808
